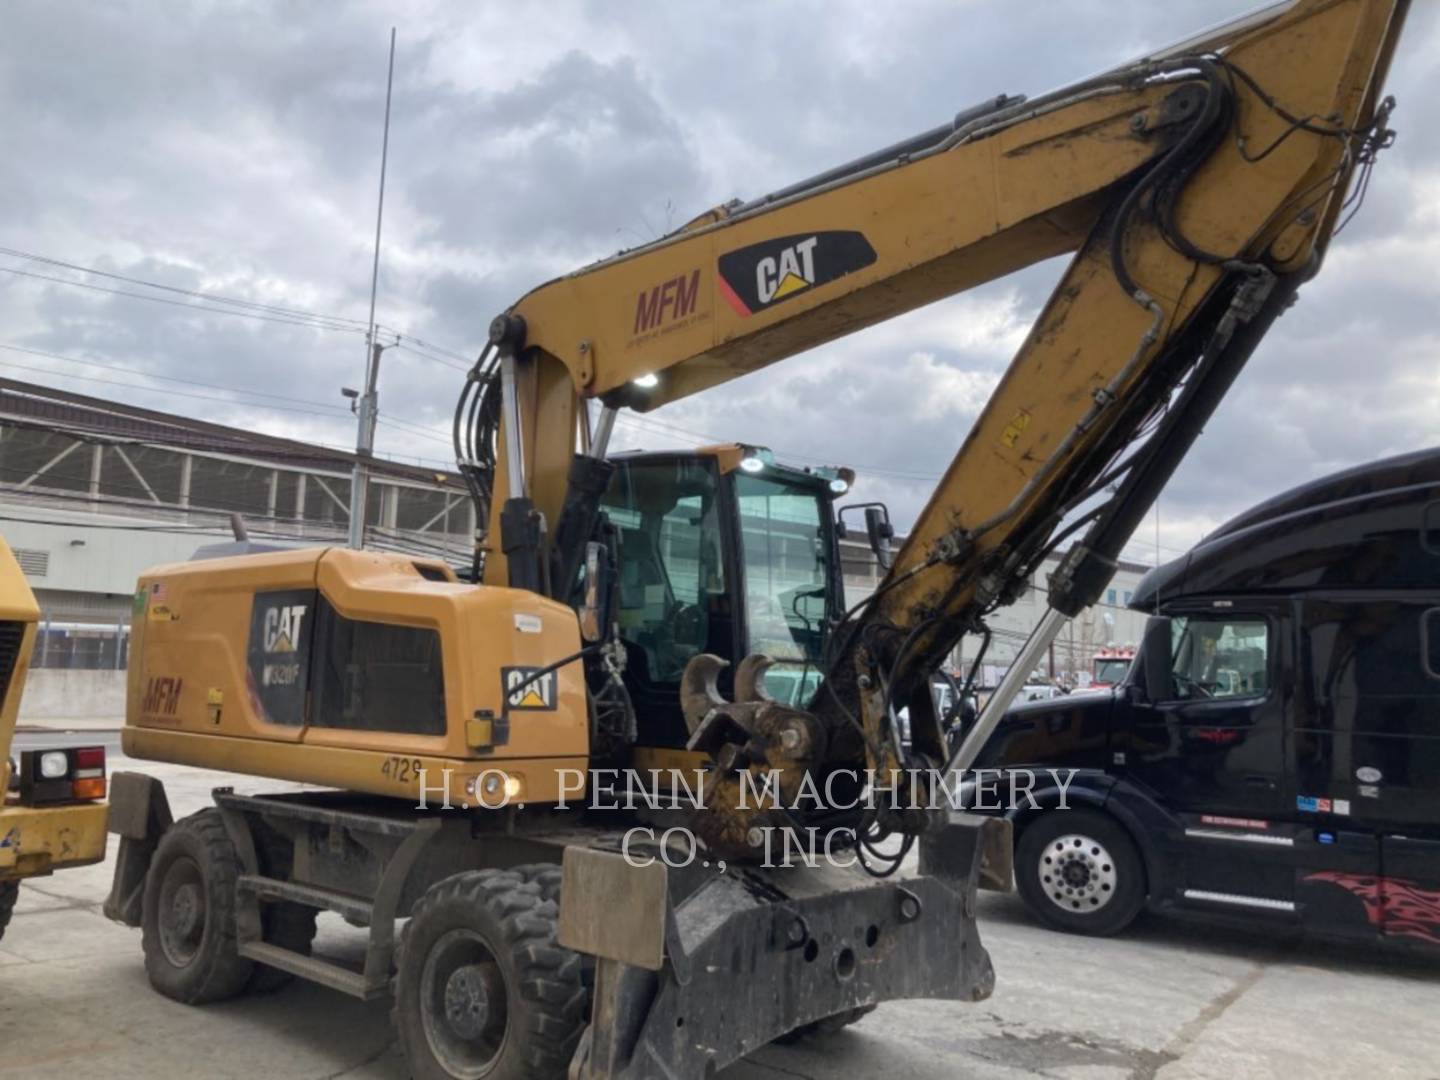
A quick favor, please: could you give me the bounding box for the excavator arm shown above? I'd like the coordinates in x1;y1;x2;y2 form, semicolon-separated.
461;0;1407;852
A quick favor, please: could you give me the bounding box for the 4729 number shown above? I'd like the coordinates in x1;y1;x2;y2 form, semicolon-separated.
381;756;424;784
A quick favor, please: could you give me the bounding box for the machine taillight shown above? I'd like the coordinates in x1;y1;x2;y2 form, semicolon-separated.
17;745;107;804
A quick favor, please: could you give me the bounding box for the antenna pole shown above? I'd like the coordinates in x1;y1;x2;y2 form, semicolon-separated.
348;26;396;549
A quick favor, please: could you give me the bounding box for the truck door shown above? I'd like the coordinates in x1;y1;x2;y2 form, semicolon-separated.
1124;604;1296;915
1293;596;1440;944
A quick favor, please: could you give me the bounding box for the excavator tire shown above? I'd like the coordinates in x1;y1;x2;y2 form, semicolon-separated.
511;862;563;906
511;861;595;992
141;809;254;1004
0;879;18;943
394;869;588;1080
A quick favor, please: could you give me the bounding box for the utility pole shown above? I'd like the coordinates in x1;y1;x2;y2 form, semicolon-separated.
348;26;396;550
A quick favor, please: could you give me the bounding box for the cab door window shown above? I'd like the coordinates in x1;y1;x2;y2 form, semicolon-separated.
1169;616;1269;700
602;459;727;684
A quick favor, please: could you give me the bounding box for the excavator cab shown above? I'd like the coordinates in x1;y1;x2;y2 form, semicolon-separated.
596;445;845;747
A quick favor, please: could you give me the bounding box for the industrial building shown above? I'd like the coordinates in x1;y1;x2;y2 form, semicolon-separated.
0;378;472;717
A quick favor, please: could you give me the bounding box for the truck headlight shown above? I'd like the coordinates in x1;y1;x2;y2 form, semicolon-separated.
39;751;68;779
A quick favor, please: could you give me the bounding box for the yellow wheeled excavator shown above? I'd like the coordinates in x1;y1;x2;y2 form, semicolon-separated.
104;2;1408;1076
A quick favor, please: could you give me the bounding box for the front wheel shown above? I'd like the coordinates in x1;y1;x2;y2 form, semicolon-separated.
394;869;588;1080
1015;809;1146;936
140;809;254;1003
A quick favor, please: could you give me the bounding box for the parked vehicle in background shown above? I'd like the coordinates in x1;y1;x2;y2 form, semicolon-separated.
1079;647;1135;692
898;674;978;749
1019;684;1066;704
0;538;108;945
969;449;1440;946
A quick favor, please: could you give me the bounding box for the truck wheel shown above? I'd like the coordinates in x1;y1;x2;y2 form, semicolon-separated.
0;879;18;943
395;870;587;1080
141;809;254;1004
1015;809;1145;936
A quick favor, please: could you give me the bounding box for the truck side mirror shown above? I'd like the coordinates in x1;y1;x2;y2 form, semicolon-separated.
578;541;612;643
864;506;895;570
1140;615;1172;702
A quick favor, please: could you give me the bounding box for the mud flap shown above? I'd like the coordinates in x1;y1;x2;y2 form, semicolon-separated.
561;816;997;1079
102;771;173;927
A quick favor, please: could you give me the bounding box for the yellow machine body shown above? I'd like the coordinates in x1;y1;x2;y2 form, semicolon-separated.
0;538;108;881
123;546;589;807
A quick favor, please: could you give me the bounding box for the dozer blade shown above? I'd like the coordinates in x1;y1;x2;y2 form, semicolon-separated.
560;814;1004;1078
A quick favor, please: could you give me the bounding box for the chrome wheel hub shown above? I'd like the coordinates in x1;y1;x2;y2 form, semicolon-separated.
1038;833;1117;914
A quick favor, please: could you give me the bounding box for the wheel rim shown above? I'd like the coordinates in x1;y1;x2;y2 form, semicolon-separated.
420;928;510;1078
157;855;206;966
1038;833;1118;914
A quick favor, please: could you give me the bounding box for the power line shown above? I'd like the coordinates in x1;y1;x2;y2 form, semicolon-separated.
0;264;370;335
392;341;471;373
376;414;453;445
0;243;479;369
0;244;371;327
389;336;473;367
0;355;352;419
0;342;351;415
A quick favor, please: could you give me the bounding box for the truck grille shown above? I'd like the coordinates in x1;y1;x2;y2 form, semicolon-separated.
0;620;25;705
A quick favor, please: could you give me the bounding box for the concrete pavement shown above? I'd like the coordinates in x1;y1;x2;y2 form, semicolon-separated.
3;748;1439;1079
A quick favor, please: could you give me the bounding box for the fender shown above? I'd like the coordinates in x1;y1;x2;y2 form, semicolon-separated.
102;771;174;927
1100;776;1185;906
998;766;1115;830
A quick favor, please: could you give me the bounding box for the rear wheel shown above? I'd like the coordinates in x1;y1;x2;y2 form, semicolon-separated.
141;809;254;1003
0;879;18;943
1015;809;1145;936
394;869;587;1080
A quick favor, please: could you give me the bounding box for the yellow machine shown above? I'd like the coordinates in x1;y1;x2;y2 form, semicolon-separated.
106;3;1408;1077
0;537;108;943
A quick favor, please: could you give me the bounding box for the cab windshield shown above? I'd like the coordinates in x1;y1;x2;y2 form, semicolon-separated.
734;471;832;704
1094;658;1132;685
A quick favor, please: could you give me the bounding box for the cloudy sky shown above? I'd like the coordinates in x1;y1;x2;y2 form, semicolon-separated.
2;0;1435;567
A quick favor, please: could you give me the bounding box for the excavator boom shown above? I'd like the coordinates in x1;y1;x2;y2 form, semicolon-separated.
472;0;1406;787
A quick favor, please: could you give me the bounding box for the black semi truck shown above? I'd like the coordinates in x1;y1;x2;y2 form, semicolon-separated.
972;447;1440;945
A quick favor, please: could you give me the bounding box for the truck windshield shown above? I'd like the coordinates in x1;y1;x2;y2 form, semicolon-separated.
1094;658;1131;685
735;472;831;701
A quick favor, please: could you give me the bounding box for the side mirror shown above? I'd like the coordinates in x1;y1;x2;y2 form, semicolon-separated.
864;506;895;570
1140;615;1172;703
578;541;612;643
836;502;896;569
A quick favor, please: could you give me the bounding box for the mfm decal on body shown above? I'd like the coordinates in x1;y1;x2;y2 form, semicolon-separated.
631;268;707;344
717;231;876;316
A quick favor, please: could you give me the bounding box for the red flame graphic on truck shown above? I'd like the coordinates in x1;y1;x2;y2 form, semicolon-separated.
1304;871;1440;944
